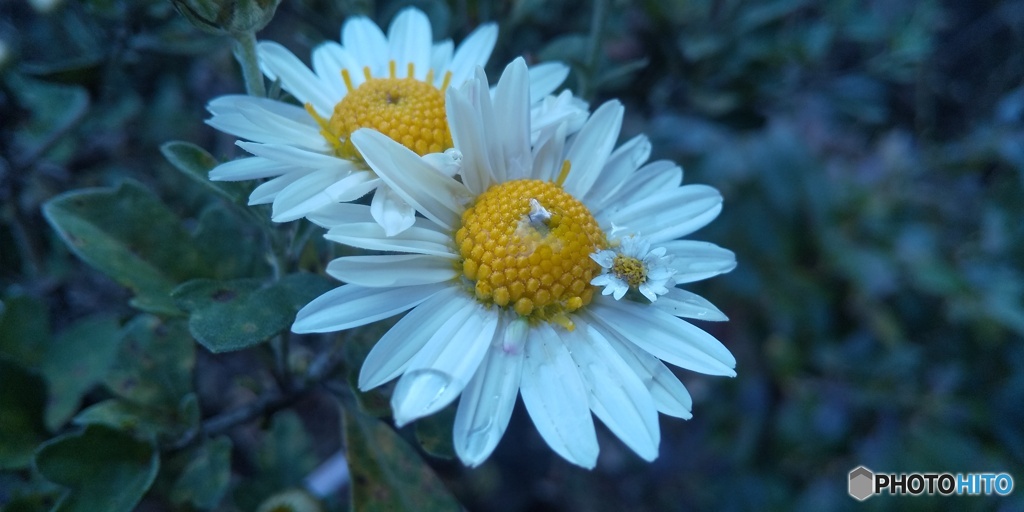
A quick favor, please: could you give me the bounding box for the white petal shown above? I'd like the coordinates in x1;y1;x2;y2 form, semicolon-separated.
358;287;466;389
370;185;416;236
661;241;737;283
206;105;323;148
583;134;651;205
207;95;313;122
342;16;388;75
656;288;728;321
611;184;723;242
446;22;498;87
530;122;567;182
387;7;433;79
248;170;314;205
528;61;570;100
271;169;378;222
589;298;736;376
597;323;693;419
562;100;624;198
454;318;527;466
209;157;293;181
312;41;357;98
569;318;660;461
325;220;456;257
351;128;469;229
422;148;462;177
257;41;335;114
306;203;374;228
236;141;346;169
292;282;446;333
592;160;681;213
519;323;599;469
430;40;454;79
446;85;494;194
492;58;532;181
392;299;498;426
326;254;457;287
235;102;328;150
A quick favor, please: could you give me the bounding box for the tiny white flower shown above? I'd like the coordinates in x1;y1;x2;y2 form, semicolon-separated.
591;234;675;302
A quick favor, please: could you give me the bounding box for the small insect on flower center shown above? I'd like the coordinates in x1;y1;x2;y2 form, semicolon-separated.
612;254;647;287
306;61;453;161
455;177;607;330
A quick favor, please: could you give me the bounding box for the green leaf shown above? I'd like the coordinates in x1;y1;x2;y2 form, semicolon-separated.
41;315;121;430
341;326;392;418
35;425;159;512
105;316;196;409
73;394;199;442
42;181;208;314
170;436;233;510
173;277;286;352
161;141;242;202
414;405;456;460
0;295;50;368
538;34;588;67
343;406;461;512
192;204;271;279
173;273;335;353
234;410;318;511
4;74;89;164
0;360;48;470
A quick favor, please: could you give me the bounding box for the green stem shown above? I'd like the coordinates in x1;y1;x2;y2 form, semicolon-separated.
581;0;609;100
232;30;266;97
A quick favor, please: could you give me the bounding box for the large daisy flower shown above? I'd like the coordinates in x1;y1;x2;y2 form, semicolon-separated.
293;58;737;468
205;7;581;234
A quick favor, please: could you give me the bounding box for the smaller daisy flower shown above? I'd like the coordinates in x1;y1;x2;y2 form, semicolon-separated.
591;235;675;301
205;8;585;235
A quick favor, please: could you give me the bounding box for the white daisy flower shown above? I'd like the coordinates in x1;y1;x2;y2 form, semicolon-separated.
205;7;583;235
591;235;675;302
293;58;737;469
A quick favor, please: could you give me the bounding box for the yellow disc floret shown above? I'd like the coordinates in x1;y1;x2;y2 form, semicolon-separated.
612;254;647;287
455;179;607;330
306;62;453;161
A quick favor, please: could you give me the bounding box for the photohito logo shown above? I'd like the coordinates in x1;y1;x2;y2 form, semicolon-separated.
848;466;1014;500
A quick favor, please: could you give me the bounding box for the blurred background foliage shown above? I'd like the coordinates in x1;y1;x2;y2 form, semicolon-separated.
1;0;1023;510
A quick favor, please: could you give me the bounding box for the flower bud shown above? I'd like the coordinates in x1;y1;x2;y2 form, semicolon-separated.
171;0;281;35
255;488;323;512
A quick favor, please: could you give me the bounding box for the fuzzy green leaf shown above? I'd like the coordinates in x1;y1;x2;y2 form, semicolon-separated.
42;181;208;314
0;361;48;470
35;425;159;512
343;407;461;512
0;295;50;368
73;394;199;443
161;141;242;202
414;405;456;460
4;74;89;164
170;436;233;510
41;315;121;430
104;316;196;409
192;204;270;279
233;410;318;511
173;273;334;353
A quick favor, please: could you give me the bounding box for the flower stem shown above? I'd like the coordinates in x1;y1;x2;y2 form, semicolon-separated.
581;0;609;100
232;30;266;97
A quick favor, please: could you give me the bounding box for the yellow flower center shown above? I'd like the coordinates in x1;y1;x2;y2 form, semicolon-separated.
612;254;647;287
454;172;607;330
306;61;453;161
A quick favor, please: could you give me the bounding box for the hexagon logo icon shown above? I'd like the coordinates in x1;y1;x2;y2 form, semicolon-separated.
849;466;875;501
